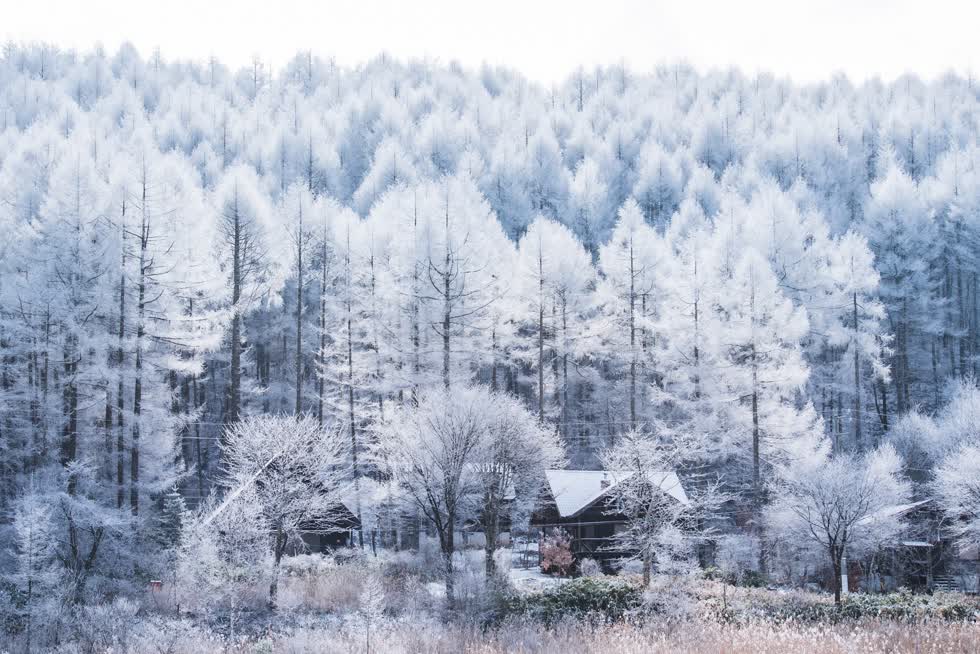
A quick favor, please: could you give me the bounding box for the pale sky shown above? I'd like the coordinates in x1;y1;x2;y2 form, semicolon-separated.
3;0;977;84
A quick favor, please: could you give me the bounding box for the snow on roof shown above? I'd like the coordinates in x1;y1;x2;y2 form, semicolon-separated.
857;499;932;526
544;469;689;518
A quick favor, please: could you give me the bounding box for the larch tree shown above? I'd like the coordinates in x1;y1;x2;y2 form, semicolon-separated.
596;199;664;434
710;243;825;547
860;154;939;415
514;215;594;432
214;166;272;429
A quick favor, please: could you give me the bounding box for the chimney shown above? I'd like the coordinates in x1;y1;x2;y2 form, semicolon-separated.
600;473;609;489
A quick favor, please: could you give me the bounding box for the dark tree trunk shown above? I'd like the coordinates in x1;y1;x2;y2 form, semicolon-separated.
269;529;287;608
295;201;304;415
853;292;862;450
629;241;637;430
228;189;242;428
131;179;148;516
483;503;499;578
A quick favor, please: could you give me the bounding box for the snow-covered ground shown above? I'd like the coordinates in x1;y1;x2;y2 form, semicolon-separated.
509;566;563;593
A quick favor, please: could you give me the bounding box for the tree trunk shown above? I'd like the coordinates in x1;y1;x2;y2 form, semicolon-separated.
116;263;125;508
411;198;421;405
131;179;148;516
629;241;637;430
490;326;498;392
538;298;545;421
348;311;363;547
228;190;242;428
192;374;205;497
831;547;843;606
751;362;760;507
443;517;456;605
538;247;545;421
562;300;569;439
483;503;499;578
443;266;451;390
853;292;862;450
317;235;327;426
269;529;286;609
295;201;304;414
62;337;78;496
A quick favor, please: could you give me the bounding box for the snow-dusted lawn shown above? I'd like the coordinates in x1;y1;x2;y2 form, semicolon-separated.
509;566;564;593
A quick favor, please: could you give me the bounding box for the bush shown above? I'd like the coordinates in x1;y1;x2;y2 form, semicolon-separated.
838;591;979;622
65;598;143;652
500;578;643;625
703;565;767;588
539;530;574;576
277;553;366;614
701;583;980;625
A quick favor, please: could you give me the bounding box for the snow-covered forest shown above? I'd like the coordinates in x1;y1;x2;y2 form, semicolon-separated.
1;43;979;652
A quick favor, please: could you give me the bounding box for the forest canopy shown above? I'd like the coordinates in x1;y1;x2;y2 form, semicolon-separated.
0;43;978;625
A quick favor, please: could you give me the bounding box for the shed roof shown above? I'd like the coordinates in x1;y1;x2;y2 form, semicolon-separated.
856;498;932;526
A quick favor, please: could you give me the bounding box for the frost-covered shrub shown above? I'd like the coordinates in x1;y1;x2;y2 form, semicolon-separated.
176;488;272;620
642;575;700;620
698;583;980;625
492;548;512;577
63;598;142;653
539;530;574;576
410;536;452;581
713;534;761;582
332;546;369;567
502;578;643;625
451;550;512;623
277;554;367;614
376;552;439;617
837;591;979;622
0;582;69;653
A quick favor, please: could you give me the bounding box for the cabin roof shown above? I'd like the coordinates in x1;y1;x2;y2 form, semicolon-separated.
544;469;689;519
299;500;360;533
856;498;932;526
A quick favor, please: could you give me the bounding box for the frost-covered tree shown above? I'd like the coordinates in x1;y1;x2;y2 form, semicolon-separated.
380;385;485;604
601;429;724;586
214;166;272;428
934;447;980;550
471;390;563;577
179;485;271;635
710;245;825;522
514;215;594;426
860;155;939;415
5;492;63;651
766;444;911;604
596;199;665;432
889;381;980;547
219;415;348;608
379;385;557;597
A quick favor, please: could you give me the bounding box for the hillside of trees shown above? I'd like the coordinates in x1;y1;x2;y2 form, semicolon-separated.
0;43;978;647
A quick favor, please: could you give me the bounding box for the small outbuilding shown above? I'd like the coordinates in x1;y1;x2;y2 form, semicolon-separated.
857;498;980;594
296;501;362;553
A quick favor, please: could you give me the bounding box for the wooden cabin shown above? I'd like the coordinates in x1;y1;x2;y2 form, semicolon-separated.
531;469;689;571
